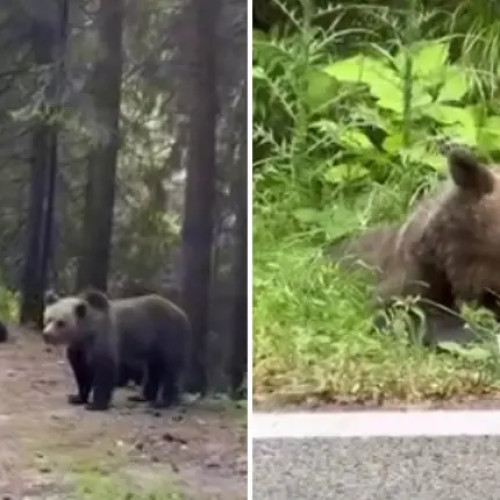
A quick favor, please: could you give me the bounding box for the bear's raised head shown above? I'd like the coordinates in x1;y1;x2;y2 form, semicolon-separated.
42;289;110;346
448;147;499;196
442;148;500;246
406;147;500;303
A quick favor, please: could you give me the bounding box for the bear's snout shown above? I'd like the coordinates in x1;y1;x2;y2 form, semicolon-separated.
42;327;59;345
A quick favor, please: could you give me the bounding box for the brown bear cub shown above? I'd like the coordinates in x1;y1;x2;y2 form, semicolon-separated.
43;290;190;411
334;147;500;344
43;290;118;411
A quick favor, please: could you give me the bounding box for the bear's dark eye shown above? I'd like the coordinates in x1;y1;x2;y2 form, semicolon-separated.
56;320;65;328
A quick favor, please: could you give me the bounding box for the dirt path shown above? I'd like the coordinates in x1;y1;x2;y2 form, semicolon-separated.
0;327;247;499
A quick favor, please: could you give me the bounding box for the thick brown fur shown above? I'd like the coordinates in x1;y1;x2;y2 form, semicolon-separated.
44;290;190;409
331;148;500;344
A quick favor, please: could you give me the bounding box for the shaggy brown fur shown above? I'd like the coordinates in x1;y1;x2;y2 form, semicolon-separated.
332;147;500;344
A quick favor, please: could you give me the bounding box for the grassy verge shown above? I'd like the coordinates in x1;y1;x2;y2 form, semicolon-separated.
252;1;500;406
253;224;500;406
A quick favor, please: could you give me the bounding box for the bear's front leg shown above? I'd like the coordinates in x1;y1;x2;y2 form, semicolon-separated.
85;355;116;411
66;345;92;405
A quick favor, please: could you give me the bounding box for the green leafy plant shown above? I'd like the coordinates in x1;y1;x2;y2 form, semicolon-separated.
253;0;500;406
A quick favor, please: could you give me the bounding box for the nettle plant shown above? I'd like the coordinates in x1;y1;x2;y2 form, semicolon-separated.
291;39;500;240
310;38;500;184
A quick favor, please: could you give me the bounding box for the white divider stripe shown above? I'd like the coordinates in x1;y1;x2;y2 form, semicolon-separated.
252;410;500;439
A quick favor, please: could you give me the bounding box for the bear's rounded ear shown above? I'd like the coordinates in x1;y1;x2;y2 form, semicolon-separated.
75;302;87;319
448;147;495;195
44;290;59;306
81;288;109;311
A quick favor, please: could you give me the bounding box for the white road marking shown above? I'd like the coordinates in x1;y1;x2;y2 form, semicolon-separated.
252;410;500;439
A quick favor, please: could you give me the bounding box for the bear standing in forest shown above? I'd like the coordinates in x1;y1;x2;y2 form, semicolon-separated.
43;290;190;411
43;290;118;410
333;147;500;344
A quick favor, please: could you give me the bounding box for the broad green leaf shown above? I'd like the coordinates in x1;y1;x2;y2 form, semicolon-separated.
369;81;403;113
337;128;374;150
437;65;469;102
439;105;481;145
373;82;432;114
421;103;475;126
305;70;338;112
351;105;389;131
483;115;500;133
411;86;435;109
399;146;445;171
442;123;478;147
322;206;362;241
382;132;404;153
395;40;449;81
324;55;397;86
323;163;369;184
478;115;500;152
311;121;374;150
437;343;492;361
292;208;323;224
436;341;463;354
252;66;266;79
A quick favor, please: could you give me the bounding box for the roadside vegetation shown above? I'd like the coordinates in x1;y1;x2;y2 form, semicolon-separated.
253;0;500;406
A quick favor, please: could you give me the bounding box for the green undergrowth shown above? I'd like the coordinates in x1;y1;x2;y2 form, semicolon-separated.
42;446;184;499
74;467;183;500
253;0;500;406
253;224;500;405
0;284;19;321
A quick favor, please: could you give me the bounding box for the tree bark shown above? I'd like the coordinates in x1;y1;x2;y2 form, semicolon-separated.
76;0;124;292
20;1;67;326
181;0;219;395
227;83;248;399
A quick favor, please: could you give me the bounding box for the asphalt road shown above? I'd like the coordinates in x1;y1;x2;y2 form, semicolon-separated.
252;411;500;500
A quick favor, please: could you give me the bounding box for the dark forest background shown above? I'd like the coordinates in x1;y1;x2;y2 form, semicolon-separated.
0;0;247;397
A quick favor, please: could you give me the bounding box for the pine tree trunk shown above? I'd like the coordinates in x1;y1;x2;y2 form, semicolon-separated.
181;0;219;394
77;0;124;292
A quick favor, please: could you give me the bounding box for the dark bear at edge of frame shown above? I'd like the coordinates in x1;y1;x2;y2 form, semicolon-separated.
0;320;8;343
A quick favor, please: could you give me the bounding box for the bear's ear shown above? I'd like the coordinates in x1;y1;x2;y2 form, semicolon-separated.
75;302;87;320
81;288;109;311
448;147;495;195
44;290;59;306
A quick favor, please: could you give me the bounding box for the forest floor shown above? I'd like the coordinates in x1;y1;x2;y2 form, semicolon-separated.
0;326;247;499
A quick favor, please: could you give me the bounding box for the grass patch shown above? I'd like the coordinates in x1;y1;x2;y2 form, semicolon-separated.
253;232;500;405
33;429;184;499
74;464;183;500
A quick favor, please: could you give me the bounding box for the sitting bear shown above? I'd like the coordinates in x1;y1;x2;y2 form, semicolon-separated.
331;147;500;344
43;290;190;410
